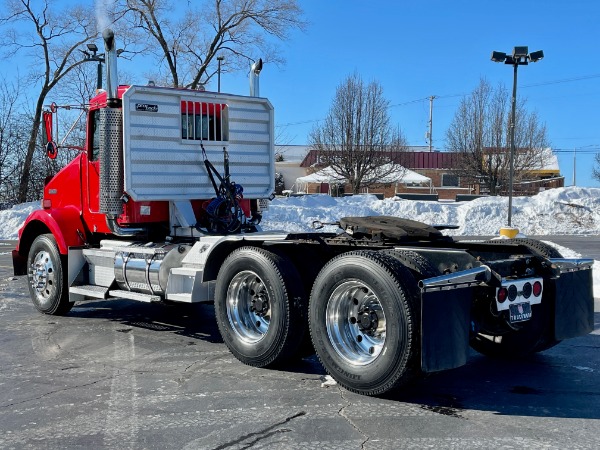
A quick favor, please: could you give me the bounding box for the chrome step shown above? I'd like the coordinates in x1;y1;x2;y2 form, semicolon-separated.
108;290;160;303
69;285;109;299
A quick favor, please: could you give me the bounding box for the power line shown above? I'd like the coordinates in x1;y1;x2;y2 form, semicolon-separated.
553;148;600;154
388;97;429;108
275;72;600;131
276;96;432;128
522;73;600;88
275;118;322;128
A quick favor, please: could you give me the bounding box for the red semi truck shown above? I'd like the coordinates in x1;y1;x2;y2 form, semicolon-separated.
12;30;594;396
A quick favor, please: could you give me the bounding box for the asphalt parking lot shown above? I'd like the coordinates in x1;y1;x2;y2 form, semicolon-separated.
1;238;599;449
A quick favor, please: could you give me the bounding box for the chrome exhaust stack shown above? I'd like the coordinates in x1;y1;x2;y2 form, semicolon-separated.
249;58;262;97
98;29;144;237
103;28;120;108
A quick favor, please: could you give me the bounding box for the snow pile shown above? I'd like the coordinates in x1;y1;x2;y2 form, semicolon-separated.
0;202;41;239
1;188;598;296
261;186;600;236
2;187;597;238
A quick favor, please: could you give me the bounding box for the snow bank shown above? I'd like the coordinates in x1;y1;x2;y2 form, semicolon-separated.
0;202;40;240
261;186;600;236
2;187;598;238
1;188;598;296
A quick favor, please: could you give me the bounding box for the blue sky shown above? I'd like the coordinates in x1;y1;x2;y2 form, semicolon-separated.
182;0;599;187
7;0;599;187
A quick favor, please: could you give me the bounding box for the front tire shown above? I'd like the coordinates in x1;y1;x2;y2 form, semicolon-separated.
214;247;306;367
27;234;72;315
309;251;420;396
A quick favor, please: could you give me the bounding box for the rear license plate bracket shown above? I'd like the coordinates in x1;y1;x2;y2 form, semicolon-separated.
509;302;532;323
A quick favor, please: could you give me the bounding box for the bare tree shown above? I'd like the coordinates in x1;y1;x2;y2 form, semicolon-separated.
309;73;407;194
122;0;305;89
593;153;600;183
0;77;24;205
0;0;98;202
446;78;550;195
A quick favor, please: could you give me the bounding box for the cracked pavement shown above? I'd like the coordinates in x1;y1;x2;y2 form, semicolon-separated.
1;239;600;449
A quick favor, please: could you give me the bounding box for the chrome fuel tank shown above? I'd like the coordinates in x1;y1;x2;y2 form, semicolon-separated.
114;243;191;295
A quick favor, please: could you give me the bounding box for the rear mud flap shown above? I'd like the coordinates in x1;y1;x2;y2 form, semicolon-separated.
420;288;473;373
552;268;594;340
419;266;490;373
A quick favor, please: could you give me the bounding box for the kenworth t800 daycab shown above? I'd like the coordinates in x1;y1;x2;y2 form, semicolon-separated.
12;30;594;396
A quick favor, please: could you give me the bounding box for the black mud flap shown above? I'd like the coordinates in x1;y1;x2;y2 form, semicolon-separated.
12;249;27;276
553;268;594;340
421;288;473;373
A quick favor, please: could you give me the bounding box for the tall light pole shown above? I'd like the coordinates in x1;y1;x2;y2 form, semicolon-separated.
491;47;544;227
217;55;224;93
84;43;104;90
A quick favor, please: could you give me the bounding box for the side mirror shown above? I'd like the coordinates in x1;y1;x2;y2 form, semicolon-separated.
43;109;58;159
43;110;53;143
46;141;58;160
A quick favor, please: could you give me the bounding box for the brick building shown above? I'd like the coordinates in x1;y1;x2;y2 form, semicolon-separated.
275;145;564;200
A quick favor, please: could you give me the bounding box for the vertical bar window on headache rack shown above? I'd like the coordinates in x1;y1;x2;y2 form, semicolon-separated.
181;100;228;142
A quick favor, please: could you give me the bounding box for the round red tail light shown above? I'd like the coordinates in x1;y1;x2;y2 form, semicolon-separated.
532;281;542;297
497;287;508;303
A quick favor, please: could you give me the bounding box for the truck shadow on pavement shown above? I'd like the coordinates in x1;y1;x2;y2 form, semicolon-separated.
67;300;600;420
70;299;224;344
386;310;600;420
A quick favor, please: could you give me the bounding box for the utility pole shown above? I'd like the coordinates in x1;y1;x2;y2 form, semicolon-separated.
573;147;577;186
427;95;436;152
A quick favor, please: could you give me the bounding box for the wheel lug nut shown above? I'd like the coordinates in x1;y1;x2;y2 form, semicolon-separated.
350;317;357;324
356;335;363;343
369;347;375;354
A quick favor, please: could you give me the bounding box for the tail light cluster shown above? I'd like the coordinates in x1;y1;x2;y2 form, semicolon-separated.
497;280;543;304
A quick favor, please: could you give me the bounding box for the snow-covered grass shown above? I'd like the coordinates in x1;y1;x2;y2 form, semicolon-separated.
1;187;598;295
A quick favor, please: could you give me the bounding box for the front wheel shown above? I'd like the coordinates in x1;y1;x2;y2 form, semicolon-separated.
27;234;72;315
214;247;307;367
309;251;420;396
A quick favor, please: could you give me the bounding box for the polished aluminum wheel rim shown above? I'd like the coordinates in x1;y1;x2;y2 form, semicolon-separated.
30;250;56;306
226;271;270;344
326;280;386;366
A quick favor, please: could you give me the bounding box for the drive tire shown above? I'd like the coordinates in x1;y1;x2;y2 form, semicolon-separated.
214;246;306;368
27;234;73;315
380;249;440;279
309;251;420;396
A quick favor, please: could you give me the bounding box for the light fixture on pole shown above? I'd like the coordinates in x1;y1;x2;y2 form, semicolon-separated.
490;46;544;229
85;43;104;90
83;42;123;90
217;55;224;93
